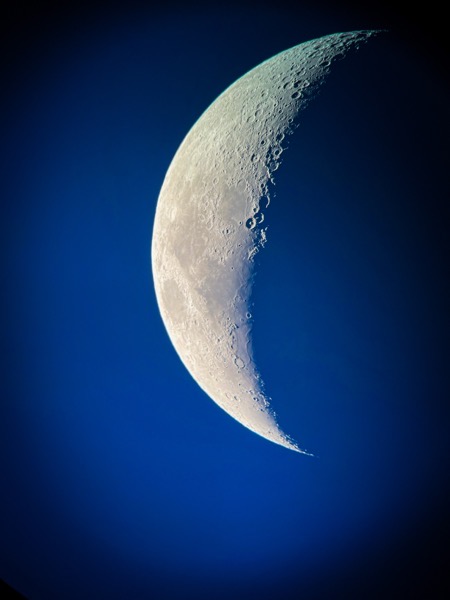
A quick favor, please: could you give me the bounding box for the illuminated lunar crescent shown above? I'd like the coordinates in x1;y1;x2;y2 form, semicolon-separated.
151;31;379;453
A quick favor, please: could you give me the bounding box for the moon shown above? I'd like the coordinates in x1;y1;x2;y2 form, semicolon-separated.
152;30;379;453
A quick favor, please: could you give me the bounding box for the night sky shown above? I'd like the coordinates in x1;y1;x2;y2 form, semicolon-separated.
1;2;449;599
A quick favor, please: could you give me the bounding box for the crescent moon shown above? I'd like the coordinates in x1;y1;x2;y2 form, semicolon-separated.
152;31;379;453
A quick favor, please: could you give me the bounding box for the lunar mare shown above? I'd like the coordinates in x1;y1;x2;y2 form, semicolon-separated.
152;31;378;453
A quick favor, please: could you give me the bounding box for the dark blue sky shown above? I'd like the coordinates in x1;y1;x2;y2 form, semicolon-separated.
1;2;449;599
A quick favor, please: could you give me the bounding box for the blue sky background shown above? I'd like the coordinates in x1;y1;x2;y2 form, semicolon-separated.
1;2;449;599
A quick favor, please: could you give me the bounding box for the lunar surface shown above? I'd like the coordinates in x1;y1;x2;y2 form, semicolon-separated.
152;31;379;453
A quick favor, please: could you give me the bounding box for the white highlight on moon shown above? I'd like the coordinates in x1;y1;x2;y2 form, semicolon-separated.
152;31;379;453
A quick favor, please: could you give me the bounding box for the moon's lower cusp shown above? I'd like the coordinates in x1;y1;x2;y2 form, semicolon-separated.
152;30;380;453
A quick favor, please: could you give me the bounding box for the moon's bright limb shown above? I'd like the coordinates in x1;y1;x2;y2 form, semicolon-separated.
152;31;379;453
